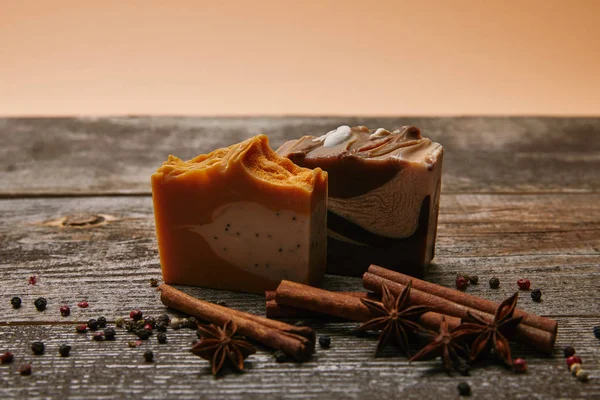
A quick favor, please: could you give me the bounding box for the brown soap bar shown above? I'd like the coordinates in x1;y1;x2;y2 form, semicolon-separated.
277;125;443;277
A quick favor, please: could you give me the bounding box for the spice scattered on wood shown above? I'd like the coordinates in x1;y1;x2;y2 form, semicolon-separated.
104;327;116;340
318;336;331;348
59;344;71;357
456;276;469;290
410;316;469;372
531;289;542;302
576;370;589;382
130;309;143;321
191;320;256;375
31;341;45;355
156;322;167;332
517;279;531;290
170;318;182;330
10;297;21;309
593;326;600;339
157;332;167;344
144;316;156;328
34;297;47;311
570;363;582;375
77;301;89;308
136;330;150;340
563;346;575;357
97;316;107;328
28;275;37;285
566;355;582;367
469;275;479;285
513;358;527;373
60;305;70;317
157;314;170;325
143;350;154;362
489;277;500;289
115;317;125;328
92;332;105;341
150;278;159;287
18;363;32;376
0;351;14;364
274;350;287;363
76;324;87;333
457;382;471;396
128;340;142;348
87;319;99;331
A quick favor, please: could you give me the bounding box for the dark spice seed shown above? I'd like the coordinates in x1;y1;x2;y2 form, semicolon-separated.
104;327;116;340
457;382;471;396
318;335;331;348
18;363;32;375
513;358;527;373
157;314;170;324
531;289;542;302
143;350;154;362
144;324;153;332
58;344;71;357
157;332;167;344
130;309;143;321
156;322;167;332
10;297;21;309
77;301;89;308
97;316;107;328
469;275;479;284
144;316;156;328
188;317;197;328
489;277;500;289
593;326;600;339
128;340;142;348
150;278;159;287
34;297;47;311
274;350;287;362
115;317;125;328
456;276;469;290
136;330;150;340
92;332;104;341
31;341;45;355
563;346;576;357
28;276;37;285
76;324;87;333
59;305;70;317
517;278;531;290
0;351;14;364
87;319;99;331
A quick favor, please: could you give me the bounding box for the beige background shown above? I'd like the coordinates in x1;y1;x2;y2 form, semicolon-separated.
1;0;599;116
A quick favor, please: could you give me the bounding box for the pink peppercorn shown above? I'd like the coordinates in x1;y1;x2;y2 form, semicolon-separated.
77;301;89;308
60;305;70;317
456;276;469;290
144;324;153;332
130;309;143;321
75;324;87;333
513;358;527;373
28;276;37;285
0;351;14;364
566;355;582;367
517;279;531;290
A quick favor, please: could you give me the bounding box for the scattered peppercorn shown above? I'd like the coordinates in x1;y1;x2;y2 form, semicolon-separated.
188;317;197;328
130;309;143;321
156;322;167;332
157;314;170;324
593;326;600;339
458;273;470;281
531;289;542;302
457;382;471;396
157;332;167;344
144;324;153;332
576;370;589;382
115;317;125;328
150;278;159;287
58;344;71;357
274;350;287;362
97;316;107;328
92;332;104;341
517;278;531;290
0;351;14;364
28;275;37;285
216;301;228;307
77;301;89;308
513;358;527;373
570;363;583;376
59;305;70;317
170;318;181;330
180;318;189;329
489;277;500;289
468;275;479;285
10;297;21;309
31;341;45;355
104;327;116;340
128;340;142;348
136;330;150;340
87;319;99;331
456;276;469;290
34;297;47;311
18;363;32;375
319;335;331;348
563;346;576;357
144;316;156;328
566;355;582;367
143;350;154;362
75;324;87;333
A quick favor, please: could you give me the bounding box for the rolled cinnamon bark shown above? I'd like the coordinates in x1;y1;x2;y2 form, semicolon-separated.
363;270;556;353
274;280;461;332
266;291;381;319
158;284;315;361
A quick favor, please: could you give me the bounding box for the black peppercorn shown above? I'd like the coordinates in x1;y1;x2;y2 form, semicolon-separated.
469;275;479;285
157;332;167;344
143;350;154;362
156;322;168;332
144;316;156;328
18;363;32;375
87;319;99;331
34;297;47;311
136;330;150;340
130;309;143;321
0;351;14;364
457;382;471;396
531;289;542;302
274;350;287;362
157;314;170;324
150;278;159;287
593;326;600;339
10;297;21;309
58;344;71;357
31;341;45;355
188;317;197;328
489;277;500;289
92;332;104;341
97;316;107;328
125;321;135;332
104;327;116;340
318;335;331;348
563;346;575;358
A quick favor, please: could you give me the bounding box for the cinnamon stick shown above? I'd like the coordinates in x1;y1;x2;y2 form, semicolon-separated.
266;291;380;319
274;280;461;332
363;270;556;353
158;284;315;361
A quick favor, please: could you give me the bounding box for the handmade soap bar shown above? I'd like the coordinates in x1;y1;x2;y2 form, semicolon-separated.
277;125;443;277
152;135;328;294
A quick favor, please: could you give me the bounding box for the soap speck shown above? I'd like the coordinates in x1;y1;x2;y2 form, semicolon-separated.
292;217;296;221
268;234;272;238
255;233;259;237
278;248;283;252
236;232;240;236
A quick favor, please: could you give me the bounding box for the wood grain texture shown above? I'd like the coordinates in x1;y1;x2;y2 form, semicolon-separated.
0;117;599;196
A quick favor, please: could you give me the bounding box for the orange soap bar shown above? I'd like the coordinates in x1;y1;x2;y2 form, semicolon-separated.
151;135;328;294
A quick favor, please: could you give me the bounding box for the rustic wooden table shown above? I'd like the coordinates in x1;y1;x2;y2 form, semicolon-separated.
0;117;598;399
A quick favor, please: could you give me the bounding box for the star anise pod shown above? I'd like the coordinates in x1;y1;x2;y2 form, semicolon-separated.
191;319;256;375
410;315;470;372
454;292;523;366
357;281;431;356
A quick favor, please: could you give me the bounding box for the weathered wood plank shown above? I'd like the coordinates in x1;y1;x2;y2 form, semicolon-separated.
0;317;598;399
1;117;599;196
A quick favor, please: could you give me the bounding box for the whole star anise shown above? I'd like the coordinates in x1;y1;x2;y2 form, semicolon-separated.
410;315;469;372
357;281;431;356
191;320;256;375
454;292;523;366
